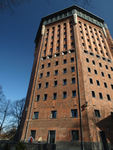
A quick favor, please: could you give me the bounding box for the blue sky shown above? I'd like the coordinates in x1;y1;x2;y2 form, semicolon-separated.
0;0;113;101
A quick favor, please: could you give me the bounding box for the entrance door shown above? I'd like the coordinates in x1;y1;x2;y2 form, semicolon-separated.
100;131;109;150
48;130;56;144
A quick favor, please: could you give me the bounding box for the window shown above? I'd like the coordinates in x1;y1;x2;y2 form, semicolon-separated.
48;63;51;67
71;66;75;73
53;93;57;100
63;91;67;99
54;80;57;87
43;94;48;101
72;90;76;97
51;111;57;119
99;93;103;99
41;64;44;69
31;130;36;139
96;80;100;86
36;95;40;101
40;73;43;79
71;130;79;141
47;72;50;77
71;109;78;118
101;72;104;77
72;78;76;84
111;84;113;89
63;68;67;74
105;65;108;69
104;82;107;88
89;78;93;84
92;60;95;65
94;70;97;74
63;59;67;64
64;44;67;48
86;58;89;62
38;83;41;89
54;70;58;75
71;57;74;62
92;91;95;97
45;82;49;88
33;112;39;119
55;61;58;66
107;94;111;101
94;110;100;117
88;67;91;72
63;79;67;85
99;63;102;67
108;74;111;79
111;67;113;71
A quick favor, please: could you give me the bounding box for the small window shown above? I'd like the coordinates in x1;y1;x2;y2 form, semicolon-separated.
108;74;111;79
63;91;67;99
55;61;58;66
94;110;100;117
51;111;57;119
43;94;48;101
92;60;95;65
33;112;39;119
38;83;41;89
99;63;102;67
99;93;103;99
53;93;57;100
71;57;74;62
94;70;97;74
71;109;78;118
71;66;75;72
54;70;58;75
101;72;104;77
111;84;113;89
105;65;108;69
63;59;67;64
45;82;49;88
92;91;95;97
88;67;91;72
107;94;111;101
89;78;93;84
31;130;36;139
47;72;50;77
104;82;107;88
86;58;89;62
96;80;100;86
63;79;67;85
111;67;113;71
48;63;51;67
64;44;67;48
72;78;76;84
71;130;79;141
36;95;40;101
63;68;67;74
72;90;76;98
40;73;43;79
54;80;57;87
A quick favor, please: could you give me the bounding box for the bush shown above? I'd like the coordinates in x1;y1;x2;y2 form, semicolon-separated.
16;142;26;150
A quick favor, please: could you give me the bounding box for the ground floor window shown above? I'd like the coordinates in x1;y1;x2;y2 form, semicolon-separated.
71;130;79;141
31;130;36;139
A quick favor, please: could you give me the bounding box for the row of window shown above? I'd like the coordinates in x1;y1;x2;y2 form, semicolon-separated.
36;90;76;101
39;67;75;78
84;50;111;63
91;91;111;101
89;78;113;89
41;57;74;69
87;67;112;79
86;58;113;71
38;77;76;89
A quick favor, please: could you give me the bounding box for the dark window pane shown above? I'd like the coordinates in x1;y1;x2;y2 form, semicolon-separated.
92;91;95;97
36;95;40;101
63;91;67;99
94;110;100;117
45;82;49;88
63;68;67;74
33;112;39;119
72;90;76;97
71;67;75;72
54;81;57;87
31;130;36;139
51;111;57;118
99;93;103;99
71;109;78;118
72;78;76;84
44;94;48;101
63;79;67;85
53;93;57;100
107;94;111;101
72;130;79;141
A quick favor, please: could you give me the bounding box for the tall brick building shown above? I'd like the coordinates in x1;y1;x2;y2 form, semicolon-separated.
20;5;113;150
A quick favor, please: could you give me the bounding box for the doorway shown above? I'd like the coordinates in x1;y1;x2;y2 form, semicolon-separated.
48;130;56;144
100;131;109;150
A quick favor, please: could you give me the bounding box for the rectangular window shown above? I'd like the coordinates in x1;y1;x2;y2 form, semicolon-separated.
71;130;79;141
63;68;67;74
53;93;57;100
108;74;111;79
101;72;104;77
111;67;113;71
38;83;41;89
107;94;111;101
94;70;97;74
40;73;43;79
86;58;89;62
54;81;57;87
43;94;48;101
51;111;57;119
105;65;108;69
71;109;78;118
96;80;100;86
47;72;50;77
72;78;76;84
63;59;67;64
72;90;76;97
71;57;74;62
63;91;67;99
45;82;49;88
48;63;51;67
89;78;93;84
63;79;67;85
41;64;44;69
94;110;100;117
104;82;107;88
33;112;39;119
31;130;36;139
55;61;58;66
36;95;40;101
111;84;113;89
99;93;103;99
54;70;58;75
92;91;95;97
92;60;95;65
88;67;91;72
99;63;102;67
71;67;75;72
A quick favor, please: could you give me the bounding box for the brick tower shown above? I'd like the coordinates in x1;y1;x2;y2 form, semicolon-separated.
20;5;113;150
